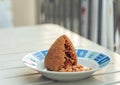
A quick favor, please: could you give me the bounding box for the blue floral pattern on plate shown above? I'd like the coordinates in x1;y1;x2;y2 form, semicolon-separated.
76;49;110;67
24;49;110;68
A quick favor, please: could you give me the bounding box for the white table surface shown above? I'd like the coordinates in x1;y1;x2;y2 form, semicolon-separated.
0;24;120;85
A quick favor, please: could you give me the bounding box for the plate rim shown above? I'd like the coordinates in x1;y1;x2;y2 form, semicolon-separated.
23;48;111;74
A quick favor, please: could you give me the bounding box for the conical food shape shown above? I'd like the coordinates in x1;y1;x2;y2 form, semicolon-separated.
44;35;77;71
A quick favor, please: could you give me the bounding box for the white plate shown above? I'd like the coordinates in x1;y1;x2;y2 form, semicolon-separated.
22;49;110;81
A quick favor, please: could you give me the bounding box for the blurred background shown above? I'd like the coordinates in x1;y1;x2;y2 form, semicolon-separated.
0;0;120;53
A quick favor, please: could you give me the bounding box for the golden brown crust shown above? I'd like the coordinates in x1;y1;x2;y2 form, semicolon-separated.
44;35;77;71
